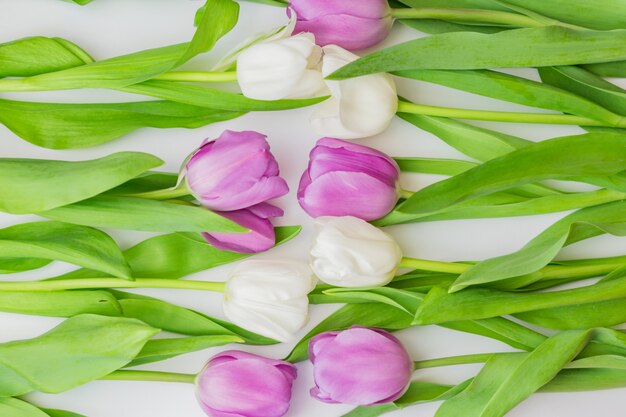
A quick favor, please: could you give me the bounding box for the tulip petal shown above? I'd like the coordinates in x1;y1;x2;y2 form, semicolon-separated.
289;0;390;20
294;14;392;50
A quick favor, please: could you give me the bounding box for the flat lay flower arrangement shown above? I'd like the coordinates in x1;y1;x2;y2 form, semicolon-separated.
1;0;626;416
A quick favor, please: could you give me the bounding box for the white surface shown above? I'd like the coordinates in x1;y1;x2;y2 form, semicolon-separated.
1;1;626;416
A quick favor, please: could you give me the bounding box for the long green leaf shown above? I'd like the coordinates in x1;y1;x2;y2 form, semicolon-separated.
0;398;50;417
0;291;121;317
584;61;626;78
0;221;131;278
0;37;92;78
40;196;245;233
434;331;590;417
39;409;86;417
129;335;243;366
451;200;626;291
515;299;626;330
329;27;626;79
396;69;623;125
54;225;302;280
0;0;238;91
122;80;328;111
0;152;163;214
0;314;158;396
538;66;626;116
0;98;244;149
397;133;626;215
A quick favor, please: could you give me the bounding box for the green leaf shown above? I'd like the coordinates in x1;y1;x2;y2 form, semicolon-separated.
40;196;246;233
538;66;626;116
55;226;301;280
0;0;238;91
122;80;329;112
0;98;243;150
395;156;478;176
0;398;50;417
0;37;92;78
0;221;130;278
515;299;626;330
451;200;626;291
329;27;626;79
0;258;51;274
0;291;121;317
0;152;163;214
0;314;158;396
128;335;243;366
39;409;86;417
434;330;591;417
396;69;623;125
583;61;626;78
414;276;626;325
397;133;626;216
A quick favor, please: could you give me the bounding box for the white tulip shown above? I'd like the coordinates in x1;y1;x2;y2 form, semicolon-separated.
311;45;398;139
310;216;403;287
236;33;328;101
223;259;317;342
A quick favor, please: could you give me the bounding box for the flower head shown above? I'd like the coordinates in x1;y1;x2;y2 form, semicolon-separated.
298;138;400;220
196;350;297;417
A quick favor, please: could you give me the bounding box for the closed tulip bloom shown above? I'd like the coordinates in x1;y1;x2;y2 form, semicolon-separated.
310;216;402;287
298;138;400;221
196;350;297;417
289;0;393;51
309;327;413;405
236;33;328;100
185;130;289;211
310;45;398;139
202;203;283;254
223;260;317;342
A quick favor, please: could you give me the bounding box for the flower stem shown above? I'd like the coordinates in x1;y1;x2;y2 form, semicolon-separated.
0;278;226;292
400;257;471;274
413;353;494;369
152;71;238;83
125;183;191;200
390;7;543;28
397;100;625;127
102;370;196;384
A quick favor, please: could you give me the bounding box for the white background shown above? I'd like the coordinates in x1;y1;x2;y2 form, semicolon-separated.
1;1;626;416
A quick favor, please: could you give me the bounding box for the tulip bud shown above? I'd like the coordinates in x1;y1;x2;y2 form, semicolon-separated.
289;0;393;51
202;203;283;254
236;33;328;100
310;216;402;287
310;45;398;139
196;350;297;417
298;138;400;221
223;260;316;342
309;327;413;405
184;130;289;211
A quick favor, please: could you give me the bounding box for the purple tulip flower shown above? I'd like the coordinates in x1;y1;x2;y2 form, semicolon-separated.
185;130;289;211
298;138;400;221
288;0;393;51
309;327;413;405
202;203;283;254
196;350;297;417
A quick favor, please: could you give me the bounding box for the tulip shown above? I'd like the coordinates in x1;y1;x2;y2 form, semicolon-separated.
223;259;316;342
202;203;283;254
196;350;297;417
309;327;413;405
310;216;402;287
289;0;393;51
184;130;289;211
298;137;400;221
236;33;328;100
310;45;398;139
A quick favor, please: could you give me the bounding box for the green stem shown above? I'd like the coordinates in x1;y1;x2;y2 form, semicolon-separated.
390;7;544;28
102;370;196;384
0;278;226;292
153;71;238;83
398;189;414;199
400;257;471;274
413;353;494;369
125;183;191;200
397;100;625;127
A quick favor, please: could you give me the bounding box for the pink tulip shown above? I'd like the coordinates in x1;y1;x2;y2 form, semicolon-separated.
298;138;400;221
185;130;289;211
196;350;297;417
288;0;393;51
202;203;283;254
309;327;413;405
